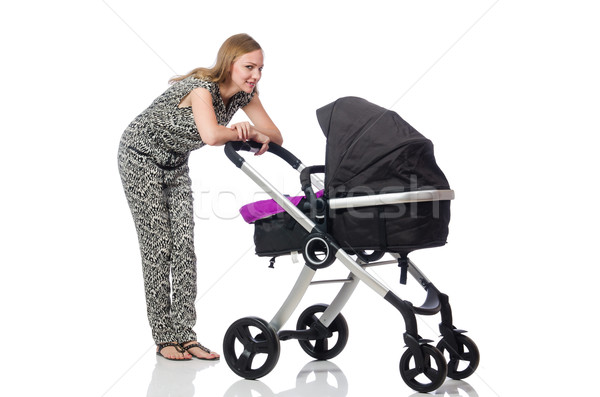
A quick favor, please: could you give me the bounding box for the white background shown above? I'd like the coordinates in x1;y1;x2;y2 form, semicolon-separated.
1;1;599;396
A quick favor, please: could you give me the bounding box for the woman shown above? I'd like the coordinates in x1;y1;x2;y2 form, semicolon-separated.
118;33;282;361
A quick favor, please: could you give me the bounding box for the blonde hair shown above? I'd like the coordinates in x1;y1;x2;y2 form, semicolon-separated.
169;33;262;85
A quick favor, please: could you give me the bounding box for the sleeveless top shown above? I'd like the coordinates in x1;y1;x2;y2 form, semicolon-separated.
120;77;255;167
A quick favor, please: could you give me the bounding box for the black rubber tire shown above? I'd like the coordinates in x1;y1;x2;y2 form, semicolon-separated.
436;334;480;380
399;344;448;393
296;304;349;360
223;317;280;380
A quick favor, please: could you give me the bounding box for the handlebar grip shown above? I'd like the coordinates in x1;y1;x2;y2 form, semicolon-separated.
300;165;325;191
224;141;257;167
224;141;302;169
300;165;325;206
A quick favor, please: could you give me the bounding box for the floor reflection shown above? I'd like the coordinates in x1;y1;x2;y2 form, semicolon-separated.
223;360;348;397
146;357;217;397
222;360;480;397
409;379;479;397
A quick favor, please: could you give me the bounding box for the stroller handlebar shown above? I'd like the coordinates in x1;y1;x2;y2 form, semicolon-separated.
300;165;325;203
224;141;302;170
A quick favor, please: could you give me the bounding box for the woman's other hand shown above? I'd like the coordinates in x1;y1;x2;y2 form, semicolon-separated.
230;122;253;141
251;129;270;155
230;122;270;155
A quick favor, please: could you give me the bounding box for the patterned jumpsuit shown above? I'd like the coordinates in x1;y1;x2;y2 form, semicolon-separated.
118;77;254;344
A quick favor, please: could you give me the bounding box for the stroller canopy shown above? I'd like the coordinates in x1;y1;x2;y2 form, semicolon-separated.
316;97;450;198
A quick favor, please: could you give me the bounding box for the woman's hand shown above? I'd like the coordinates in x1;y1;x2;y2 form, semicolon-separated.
230;122;253;142
230;122;270;155
251;130;270;156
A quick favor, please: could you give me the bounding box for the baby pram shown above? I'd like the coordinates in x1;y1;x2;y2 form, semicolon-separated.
222;97;479;393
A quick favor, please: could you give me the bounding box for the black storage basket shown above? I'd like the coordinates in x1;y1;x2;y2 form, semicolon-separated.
253;198;449;257
253;198;310;257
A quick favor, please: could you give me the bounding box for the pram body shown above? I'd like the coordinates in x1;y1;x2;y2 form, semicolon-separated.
223;97;479;393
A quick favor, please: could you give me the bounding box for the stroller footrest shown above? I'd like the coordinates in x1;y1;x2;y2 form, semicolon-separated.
412;284;442;316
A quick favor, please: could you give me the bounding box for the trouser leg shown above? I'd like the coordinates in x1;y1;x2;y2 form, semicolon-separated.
118;146;177;344
163;164;197;343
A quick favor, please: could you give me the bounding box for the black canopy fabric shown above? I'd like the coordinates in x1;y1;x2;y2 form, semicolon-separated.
316;97;450;198
316;97;451;253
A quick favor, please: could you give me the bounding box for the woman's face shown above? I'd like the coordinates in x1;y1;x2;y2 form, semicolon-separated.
230;49;264;93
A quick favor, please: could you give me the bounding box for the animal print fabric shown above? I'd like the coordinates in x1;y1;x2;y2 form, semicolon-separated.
118;77;254;344
120;77;254;168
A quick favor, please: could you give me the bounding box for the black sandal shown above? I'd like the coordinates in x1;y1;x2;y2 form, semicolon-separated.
156;342;192;361
181;342;220;361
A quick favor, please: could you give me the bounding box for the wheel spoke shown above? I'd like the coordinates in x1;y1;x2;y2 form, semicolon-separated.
235;326;253;346
299;314;318;329
453;344;465;356
449;357;461;373
424;366;440;382
443;342;462;356
255;340;271;354
404;367;421;381
236;350;255;372
296;304;348;360
315;337;329;352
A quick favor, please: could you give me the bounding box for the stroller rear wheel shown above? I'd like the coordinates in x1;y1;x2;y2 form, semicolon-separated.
436;334;479;380
296;304;349;360
399;344;447;393
223;316;280;380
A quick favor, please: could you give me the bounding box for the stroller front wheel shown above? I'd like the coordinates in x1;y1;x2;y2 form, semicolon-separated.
296;304;349;360
436;334;480;380
223;316;280;380
399;344;447;393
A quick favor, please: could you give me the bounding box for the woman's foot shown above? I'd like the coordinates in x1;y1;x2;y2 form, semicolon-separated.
181;341;220;360
156;342;192;361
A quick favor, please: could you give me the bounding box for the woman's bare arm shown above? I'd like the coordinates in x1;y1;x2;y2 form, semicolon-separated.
190;87;240;146
191;87;281;155
242;95;283;145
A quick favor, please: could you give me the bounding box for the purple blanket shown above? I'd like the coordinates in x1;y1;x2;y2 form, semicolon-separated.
240;190;323;223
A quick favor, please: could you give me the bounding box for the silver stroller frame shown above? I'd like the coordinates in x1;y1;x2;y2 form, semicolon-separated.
222;142;479;393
